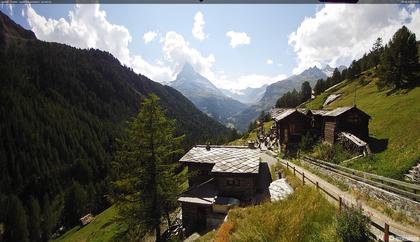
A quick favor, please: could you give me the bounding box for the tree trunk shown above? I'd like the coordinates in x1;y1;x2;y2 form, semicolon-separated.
155;225;161;242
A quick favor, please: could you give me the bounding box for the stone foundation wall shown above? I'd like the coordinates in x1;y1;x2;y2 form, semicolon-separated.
300;159;420;223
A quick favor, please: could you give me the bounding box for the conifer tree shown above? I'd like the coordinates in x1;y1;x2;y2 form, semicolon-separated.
313;79;325;95
28;197;42;242
378;26;419;89
370;37;383;68
112;94;185;242
4;195;29;242
300;81;312;102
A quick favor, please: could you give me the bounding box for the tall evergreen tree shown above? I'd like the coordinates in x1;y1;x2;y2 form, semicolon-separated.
313;79;325;95
300;81;312;102
63;182;88;226
28;197;42;242
370;37;383;68
378;26;420;89
4;195;29;242
112;94;186;242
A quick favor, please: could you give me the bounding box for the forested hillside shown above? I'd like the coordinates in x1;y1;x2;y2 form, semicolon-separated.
0;11;234;242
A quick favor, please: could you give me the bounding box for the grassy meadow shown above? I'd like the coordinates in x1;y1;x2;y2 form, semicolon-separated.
304;70;420;179
52;206;126;242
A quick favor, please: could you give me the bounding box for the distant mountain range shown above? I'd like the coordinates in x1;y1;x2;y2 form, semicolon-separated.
170;63;248;127
230;65;346;131
220;85;268;104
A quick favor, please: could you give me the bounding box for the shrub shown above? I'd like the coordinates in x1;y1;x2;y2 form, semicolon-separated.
312;143;352;164
299;131;317;152
336;205;370;242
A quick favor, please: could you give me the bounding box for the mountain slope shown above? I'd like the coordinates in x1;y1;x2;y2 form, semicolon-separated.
305;69;420;179
0;11;233;238
170;63;248;126
231;66;335;132
220;85;268;104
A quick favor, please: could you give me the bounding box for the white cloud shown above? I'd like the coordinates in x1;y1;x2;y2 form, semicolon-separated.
8;4;13;16
25;4;132;65
24;4;173;82
162;31;215;77
289;4;420;75
143;31;157;44
22;4;286;90
192;11;208;41
226;31;251;48
266;59;273;65
236;74;287;89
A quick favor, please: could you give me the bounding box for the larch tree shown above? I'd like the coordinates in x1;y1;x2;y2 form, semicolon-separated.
378;26;419;89
112;94;185;242
300;81;312;103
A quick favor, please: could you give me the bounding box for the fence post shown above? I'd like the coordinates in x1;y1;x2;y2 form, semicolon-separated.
302;172;305;185
293;166;295;175
316;181;319;190
339;197;342;211
384;223;389;242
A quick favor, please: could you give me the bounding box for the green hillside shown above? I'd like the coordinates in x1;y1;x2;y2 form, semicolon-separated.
52;206;124;242
305;69;420;179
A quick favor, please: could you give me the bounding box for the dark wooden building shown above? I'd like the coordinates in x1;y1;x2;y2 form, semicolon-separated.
271;106;371;152
320;106;370;144
270;108;311;151
178;145;264;235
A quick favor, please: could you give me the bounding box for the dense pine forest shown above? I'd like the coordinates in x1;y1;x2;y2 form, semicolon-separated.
0;11;237;241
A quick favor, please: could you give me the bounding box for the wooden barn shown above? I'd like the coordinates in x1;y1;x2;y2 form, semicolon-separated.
320;106;370;144
178;145;266;235
270;108;311;151
270;106;371;154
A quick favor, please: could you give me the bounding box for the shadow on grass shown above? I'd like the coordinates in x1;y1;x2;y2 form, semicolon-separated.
368;136;388;153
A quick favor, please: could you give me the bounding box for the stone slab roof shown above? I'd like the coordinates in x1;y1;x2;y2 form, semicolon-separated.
178;181;217;205
323;106;353;117
180;145;261;174
270;108;306;122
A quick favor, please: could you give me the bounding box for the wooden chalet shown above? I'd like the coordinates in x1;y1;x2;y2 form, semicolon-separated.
270;108;311;151
271;106;371;153
178;145;267;235
316;106;370;144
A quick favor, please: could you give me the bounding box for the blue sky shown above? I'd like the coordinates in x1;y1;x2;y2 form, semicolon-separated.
1;4;419;90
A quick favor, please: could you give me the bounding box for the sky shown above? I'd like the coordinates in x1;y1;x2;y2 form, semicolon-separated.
1;3;420;91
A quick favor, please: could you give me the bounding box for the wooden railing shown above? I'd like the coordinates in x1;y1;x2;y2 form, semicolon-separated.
302;156;420;202
279;159;418;242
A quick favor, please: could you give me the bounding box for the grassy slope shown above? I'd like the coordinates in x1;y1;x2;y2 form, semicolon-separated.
199;168;340;242
305;70;420;179
52;206;125;242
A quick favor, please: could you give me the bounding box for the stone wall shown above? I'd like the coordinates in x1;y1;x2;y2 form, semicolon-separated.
300;159;420;223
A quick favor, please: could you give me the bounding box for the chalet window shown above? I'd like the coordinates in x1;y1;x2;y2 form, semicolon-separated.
226;178;240;186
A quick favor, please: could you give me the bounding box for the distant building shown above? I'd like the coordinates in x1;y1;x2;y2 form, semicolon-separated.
271;106;370;153
270;108;311;152
178;145;271;235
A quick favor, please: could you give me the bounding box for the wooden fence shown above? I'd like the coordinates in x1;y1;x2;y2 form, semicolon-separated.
302;156;420;202
280;159;417;242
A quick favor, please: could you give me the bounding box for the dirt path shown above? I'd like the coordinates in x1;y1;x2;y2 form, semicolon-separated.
271;155;420;241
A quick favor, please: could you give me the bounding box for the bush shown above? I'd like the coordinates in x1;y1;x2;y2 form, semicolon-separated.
336;206;370;242
312;143;352;164
299;131;317;152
